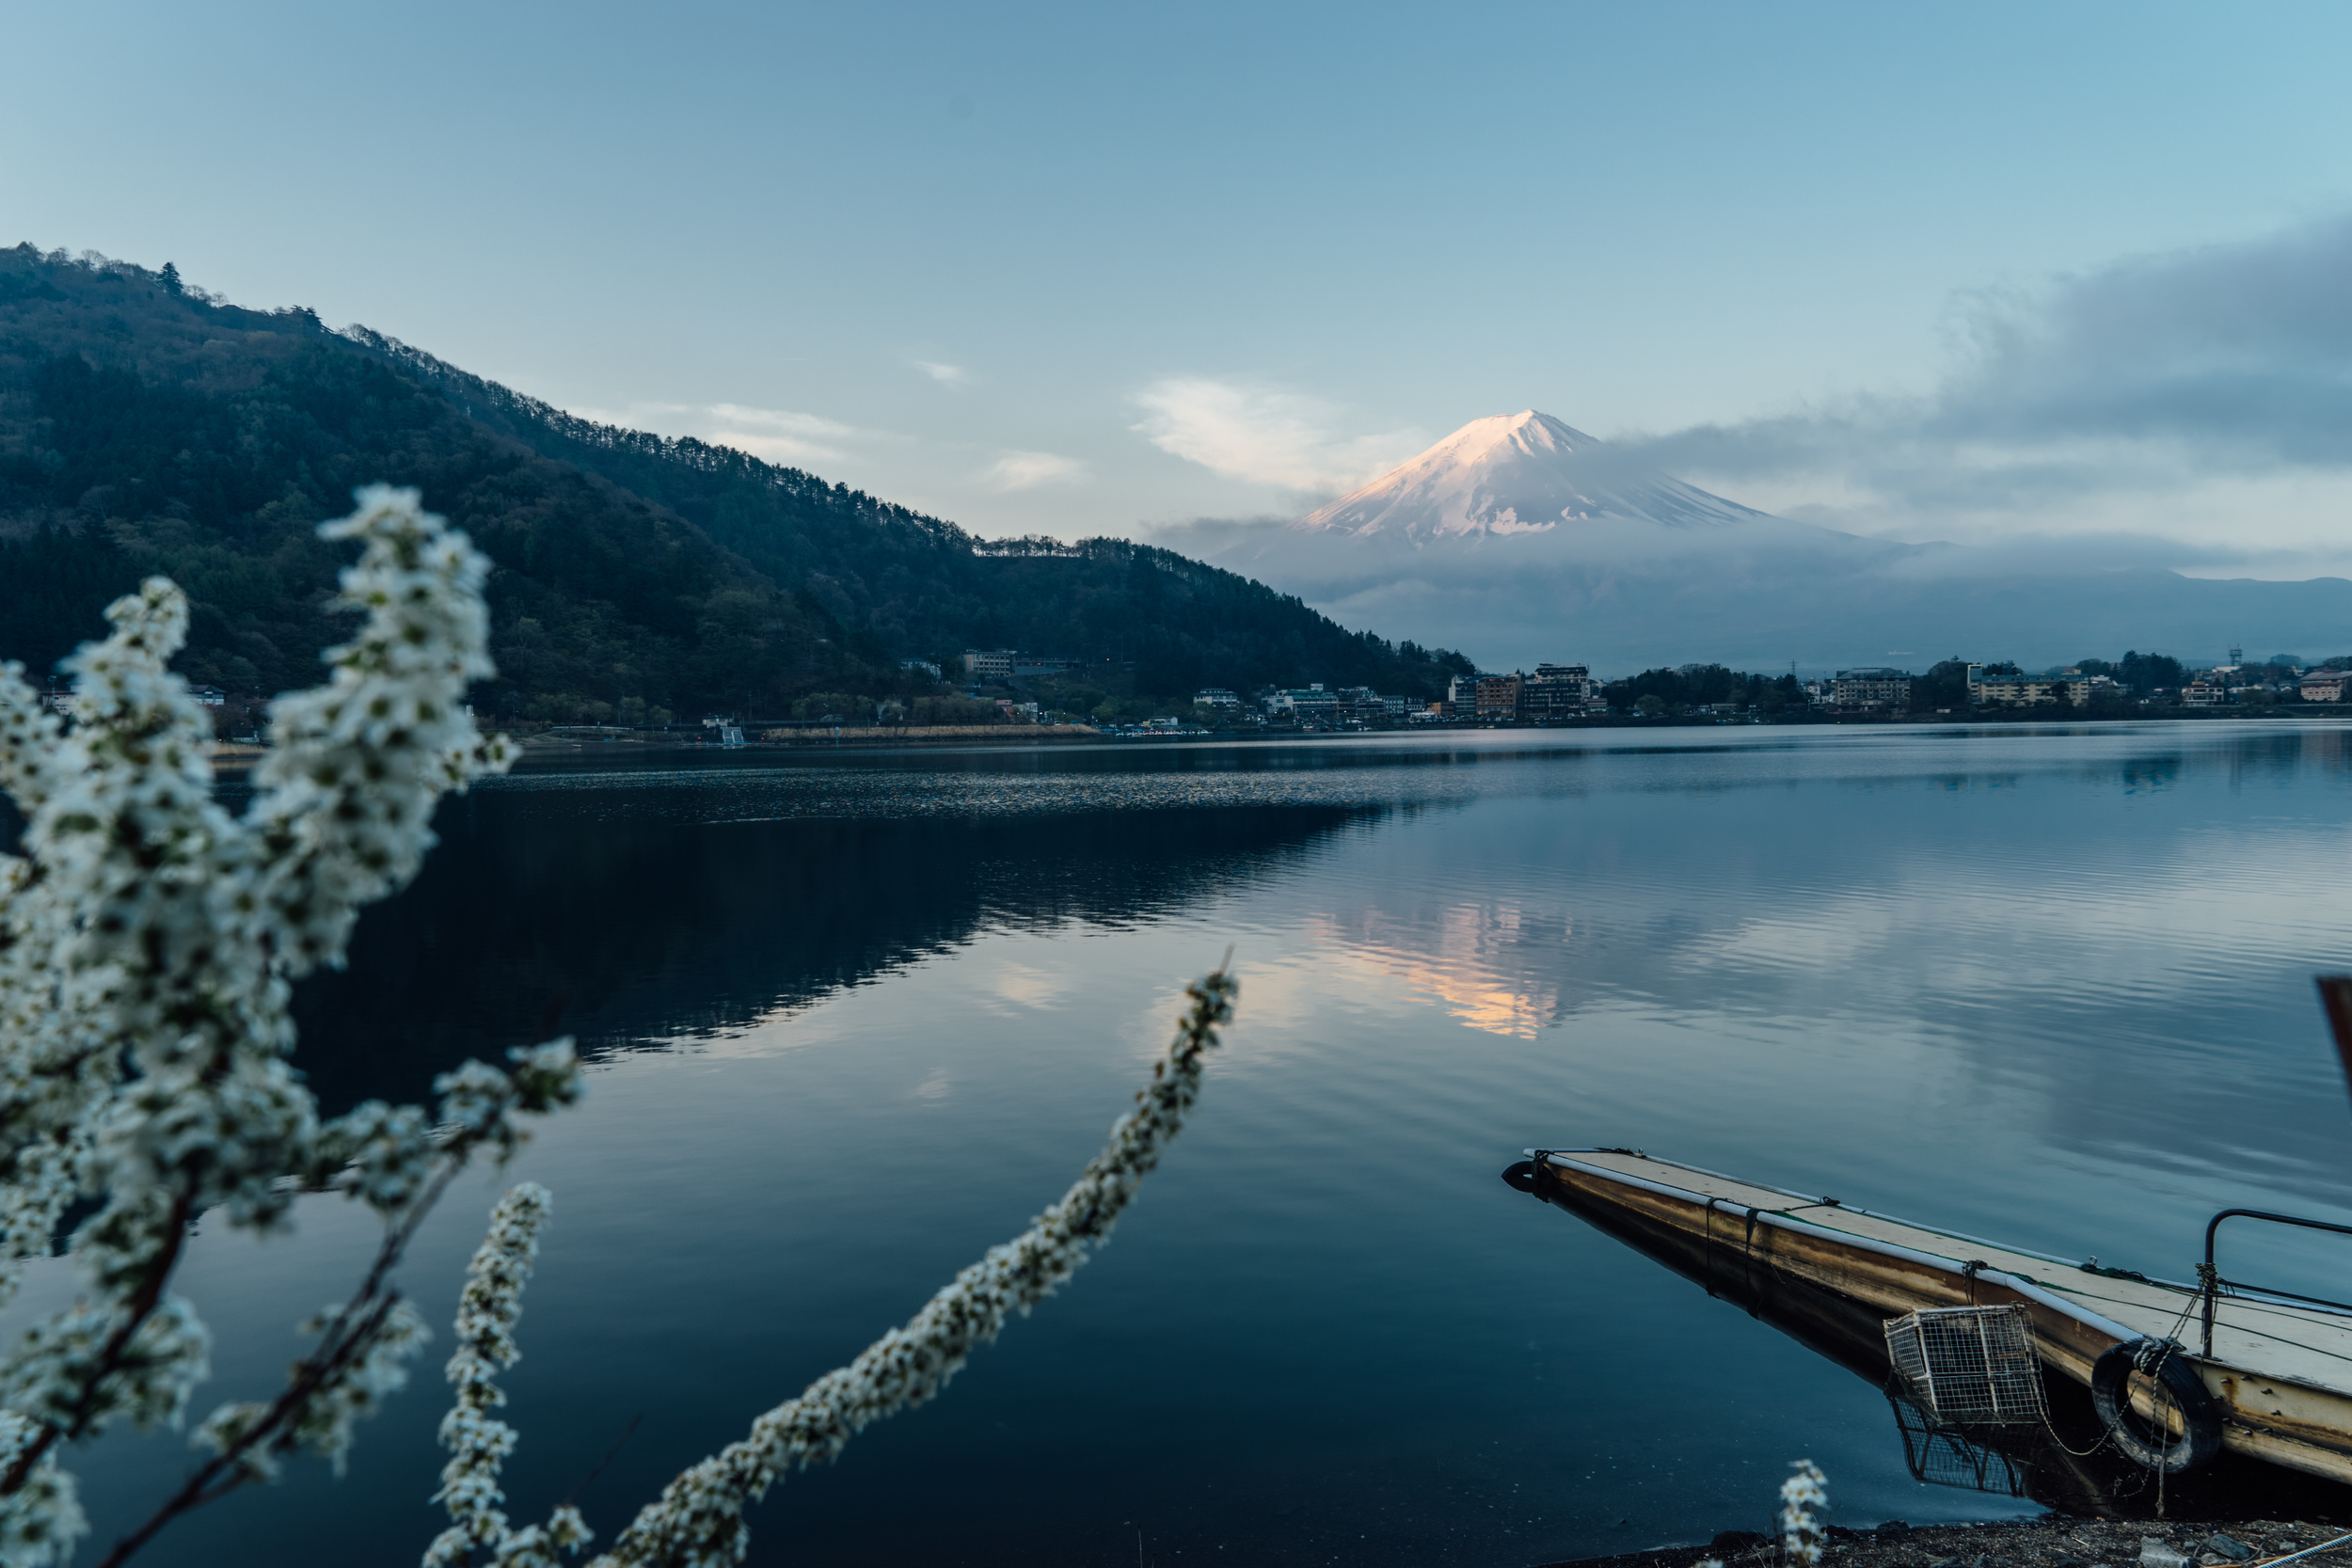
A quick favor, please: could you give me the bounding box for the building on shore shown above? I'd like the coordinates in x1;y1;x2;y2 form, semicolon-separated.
1521;663;1599;718
1263;684;1341;722
1472;673;1523;719
1333;687;1411;720
961;648;1015;681
1833;668;1914;708
2301;673;2345;704
1194;688;1240;708
961;649;1080;680
1966;667;2091;706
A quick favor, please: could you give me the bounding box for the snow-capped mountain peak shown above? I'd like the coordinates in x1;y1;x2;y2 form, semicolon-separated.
1295;409;1771;543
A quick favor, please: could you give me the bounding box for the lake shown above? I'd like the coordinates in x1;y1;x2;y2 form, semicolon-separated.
30;721;2352;1565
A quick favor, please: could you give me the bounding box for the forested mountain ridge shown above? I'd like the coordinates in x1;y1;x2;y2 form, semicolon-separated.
0;245;1467;720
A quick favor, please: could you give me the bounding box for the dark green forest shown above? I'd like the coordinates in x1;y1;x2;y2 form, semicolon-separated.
0;246;1467;721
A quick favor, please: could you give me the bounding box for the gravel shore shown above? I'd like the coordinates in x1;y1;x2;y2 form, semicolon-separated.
1542;1517;2352;1568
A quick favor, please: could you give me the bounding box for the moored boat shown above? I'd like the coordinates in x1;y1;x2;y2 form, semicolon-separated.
1507;1146;2352;1488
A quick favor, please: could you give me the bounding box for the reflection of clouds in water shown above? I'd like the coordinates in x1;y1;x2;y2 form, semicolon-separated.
986;962;1071;1011
1257;743;2352;1213
1279;772;2352;1051
1307;906;1568;1039
1673;820;2352;996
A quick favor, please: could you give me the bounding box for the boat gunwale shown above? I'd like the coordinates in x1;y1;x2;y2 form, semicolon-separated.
1530;1148;2104;1270
1528;1148;2352;1324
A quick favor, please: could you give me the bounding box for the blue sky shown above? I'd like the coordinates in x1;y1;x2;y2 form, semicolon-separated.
8;1;2352;567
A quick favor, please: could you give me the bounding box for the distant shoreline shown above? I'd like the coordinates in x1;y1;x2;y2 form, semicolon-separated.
199;706;2352;774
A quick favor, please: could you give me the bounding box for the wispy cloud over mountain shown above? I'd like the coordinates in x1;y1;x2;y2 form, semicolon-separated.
571;401;880;467
1131;377;1427;493
1629;212;2352;559
983;450;1089;491
1131;214;2352;576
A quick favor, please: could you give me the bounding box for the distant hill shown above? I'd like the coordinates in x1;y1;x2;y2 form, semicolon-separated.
1184;409;2352;673
0;245;1468;719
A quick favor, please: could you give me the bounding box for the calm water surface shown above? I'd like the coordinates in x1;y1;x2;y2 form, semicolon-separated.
30;722;2352;1565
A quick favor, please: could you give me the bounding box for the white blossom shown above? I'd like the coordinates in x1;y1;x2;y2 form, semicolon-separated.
590;970;1239;1568
427;1183;586;1568
312;1101;438;1213
0;487;566;1557
292;1299;433;1473
0;1416;83;1568
1779;1459;1829;1567
0;482;1244;1568
190;1295;431;1484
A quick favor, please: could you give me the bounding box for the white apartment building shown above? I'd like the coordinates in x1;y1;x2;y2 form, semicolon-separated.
1833;668;1913;706
961;648;1015;681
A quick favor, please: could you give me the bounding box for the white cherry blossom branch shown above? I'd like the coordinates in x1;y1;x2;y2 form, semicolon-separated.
0;488;554;1566
424;1182;592;1568
591;965;1239;1568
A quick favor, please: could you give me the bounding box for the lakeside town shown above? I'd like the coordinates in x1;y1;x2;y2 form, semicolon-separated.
45;645;2352;758
957;644;2352;736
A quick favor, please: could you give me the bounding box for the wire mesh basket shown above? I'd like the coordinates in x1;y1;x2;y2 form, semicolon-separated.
1883;1304;2048;1424
1886;1389;2033;1496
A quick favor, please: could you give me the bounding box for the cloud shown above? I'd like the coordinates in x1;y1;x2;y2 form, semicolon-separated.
570;401;876;466
1132;377;1426;494
704;404;871;464
1623;211;2352;553
914;360;966;385
983;451;1089;491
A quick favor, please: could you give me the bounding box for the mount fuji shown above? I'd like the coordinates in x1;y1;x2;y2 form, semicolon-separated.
1296;410;1770;540
1176;410;2352;673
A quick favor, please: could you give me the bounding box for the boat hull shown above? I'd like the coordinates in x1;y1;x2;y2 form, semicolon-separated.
1524;1149;2352;1488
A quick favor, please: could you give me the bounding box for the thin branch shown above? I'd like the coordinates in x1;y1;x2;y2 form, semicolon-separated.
0;1191;197;1494
88;1292;405;1568
563;1414;644;1508
89;1125;497;1568
593;964;1238;1568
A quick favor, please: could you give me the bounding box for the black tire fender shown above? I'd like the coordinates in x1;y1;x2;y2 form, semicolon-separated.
2090;1337;2223;1473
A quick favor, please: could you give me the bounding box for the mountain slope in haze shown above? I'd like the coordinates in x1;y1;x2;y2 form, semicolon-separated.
0;245;1468;716
1195;410;2352;672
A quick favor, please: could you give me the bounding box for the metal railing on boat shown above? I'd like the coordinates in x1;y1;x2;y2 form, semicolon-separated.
2201;1208;2352;1357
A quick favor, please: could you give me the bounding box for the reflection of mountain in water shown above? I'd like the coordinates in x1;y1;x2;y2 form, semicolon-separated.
292;794;1373;1112
1279;725;2352;1206
1310;902;1574;1038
